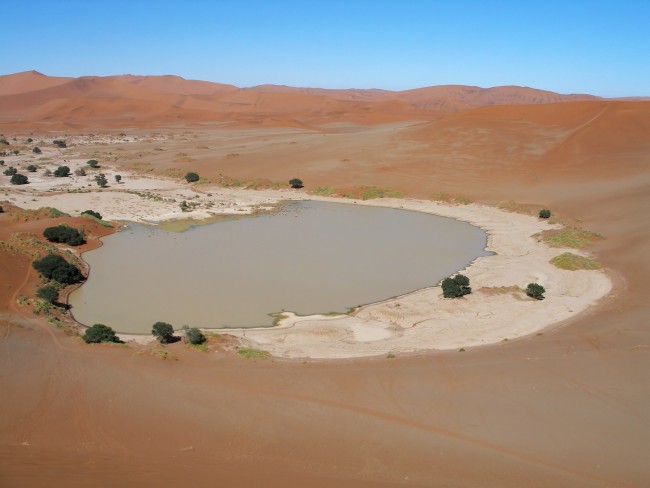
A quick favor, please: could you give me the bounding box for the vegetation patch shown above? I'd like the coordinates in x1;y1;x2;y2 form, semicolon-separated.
550;252;602;270
431;192;472;205
313;186;334;196
237;347;270;359
341;186;404;200
537;228;603;249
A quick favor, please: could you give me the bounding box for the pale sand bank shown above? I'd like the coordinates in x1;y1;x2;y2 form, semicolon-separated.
1;172;612;359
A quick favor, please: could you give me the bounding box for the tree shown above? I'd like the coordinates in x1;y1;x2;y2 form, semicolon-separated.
53;165;71;177
289;178;303;189
32;253;83;285
83;324;119;344
53;140;67;148
441;274;472;298
186;327;206;345
10;173;28;185
43;225;86;246
185;172;199;183
114;174;122;183
81;210;102;220
526;283;546;300
152;322;175;343
36;284;59;304
86;159;100;168
32;147;42;154
3;166;17;176
95;173;108;187
27;164;38;172
539;209;551;219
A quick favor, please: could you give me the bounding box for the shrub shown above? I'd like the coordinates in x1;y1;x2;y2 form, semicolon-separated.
32;253;83;285
53;165;71;177
10;174;28;185
526;283;546;300
0;139;8;145
0;160;4;165
3;167;17;176
43;225;85;246
74;168;86;176
185;172;199;183
36;284;59;303
289;178;303;189
43;169;52;176
539;209;551;219
81;210;102;220
27;164;37;172
94;173;108;187
83;324;119;344
53;140;67;148
32;147;42;154
0;205;3;213
114;174;122;183
186;327;206;345
87;159;100;168
442;274;472;298
152;321;175;343
27;138;33;143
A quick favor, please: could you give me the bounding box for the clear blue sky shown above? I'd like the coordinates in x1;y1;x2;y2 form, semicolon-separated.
4;0;649;96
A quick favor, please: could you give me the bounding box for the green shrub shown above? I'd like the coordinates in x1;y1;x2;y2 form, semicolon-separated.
539;209;551;219
289;178;303;189
81;210;102;220
83;324;119;344
115;174;122;183
152;321;175;343
87;159;100;168
185;172;200;183
526;283;546;300
27;164;37;172
53;140;67;148
32;147;42;154
3;166;17;176
36;284;59;303
32;253;83;285
10;173;28;185
442;274;472;298
43;225;85;246
94;173;108;187
186;327;206;345
53;165;71;177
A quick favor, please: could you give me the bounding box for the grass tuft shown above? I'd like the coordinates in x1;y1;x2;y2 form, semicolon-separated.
237;347;270;359
537;228;603;249
550;252;602;270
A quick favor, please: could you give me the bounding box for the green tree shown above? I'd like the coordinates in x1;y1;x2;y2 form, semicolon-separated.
185;172;199;183
539;209;551;219
441;274;472;298
43;225;85;246
289;178;303;189
10;173;28;185
27;164;38;172
36;284;59;304
95;173;108;187
3;166;17;176
32;254;83;285
526;283;546;300
53;165;71;177
87;159;100;168
152;322;175;343
186;327;206;345
53;140;67;148
32;147;42;154
114;174;122;183
83;324;119;344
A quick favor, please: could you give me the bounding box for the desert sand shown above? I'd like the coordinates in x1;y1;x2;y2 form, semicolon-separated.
1;72;649;487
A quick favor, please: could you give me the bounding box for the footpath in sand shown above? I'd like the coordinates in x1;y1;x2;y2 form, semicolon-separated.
2;171;612;359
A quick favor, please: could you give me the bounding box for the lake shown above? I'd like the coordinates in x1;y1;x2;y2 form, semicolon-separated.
70;200;491;333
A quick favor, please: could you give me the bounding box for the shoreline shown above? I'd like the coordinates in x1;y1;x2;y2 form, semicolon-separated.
2;172;613;359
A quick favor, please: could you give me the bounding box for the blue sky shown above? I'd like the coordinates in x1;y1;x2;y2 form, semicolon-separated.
4;0;649;96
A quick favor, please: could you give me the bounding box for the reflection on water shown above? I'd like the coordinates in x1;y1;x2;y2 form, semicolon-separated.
70;201;491;333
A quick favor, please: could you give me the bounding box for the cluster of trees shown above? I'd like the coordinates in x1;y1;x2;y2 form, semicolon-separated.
441;274;471;298
36;284;59;304
81;322;206;346
43;225;86;246
32;253;83;285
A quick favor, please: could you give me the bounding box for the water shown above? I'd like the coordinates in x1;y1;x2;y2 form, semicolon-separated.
70;201;491;333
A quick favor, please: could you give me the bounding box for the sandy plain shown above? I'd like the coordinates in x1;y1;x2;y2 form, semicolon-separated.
0;72;649;487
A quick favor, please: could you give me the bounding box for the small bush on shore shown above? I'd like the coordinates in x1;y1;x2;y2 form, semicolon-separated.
152;321;175;344
526;283;546;300
83;324;119;344
442;274;471;298
539;209;551;219
186;327;206;345
289;178;303;189
36;284;59;304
